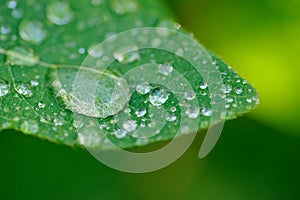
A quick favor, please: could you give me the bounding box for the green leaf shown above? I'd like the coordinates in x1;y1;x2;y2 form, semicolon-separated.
0;0;259;148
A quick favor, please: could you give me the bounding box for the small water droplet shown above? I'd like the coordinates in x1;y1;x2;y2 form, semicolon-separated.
226;97;234;103
114;128;127;139
136;82;151;95
20;120;39;134
246;98;253;103
221;84;232;94
0;25;11;35
11;8;23;19
170;106;176;112
135;108;147;117
38;102;46;109
78;47;86;54
114;50;141;64
184;91;196;101
149;88;169;107
202;107;212;117
158;63;173;76
235;88;243;95
30;80;39;86
46;1;73;26
15;82;33;98
199;81;208;90
166;112;177;122
110;0;138;15
54;117;64;126
0;80;10;97
7;0;17;9
185;107;200;119
19;20;47;44
123;120;137;132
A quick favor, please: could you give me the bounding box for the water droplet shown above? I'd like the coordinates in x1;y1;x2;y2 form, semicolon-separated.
38;102;46;109
0;80;10;97
114;128;127;139
11;8;23;19
0;25;11;35
114;50;141;64
20;120;39;134
199;81;208;90
135;108;147;117
149;88;169;107
30;80;39;86
110;0;138;15
122;120;137;132
246;98;253;103
88;44;103;58
226;97;234;103
54;117;64;126
185;107;200;119
136;82;151;94
221;84;232;94
158;63;173;76
202;107;212;117
15;82;33;98
184;91;196;101
235;88;243;95
46;1;73;25
169;107;176;113
19;20;47;44
166;112;177;122
7;0;17;9
78;47;86;54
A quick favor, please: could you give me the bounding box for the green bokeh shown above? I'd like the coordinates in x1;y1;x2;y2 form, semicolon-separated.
1;0;300;199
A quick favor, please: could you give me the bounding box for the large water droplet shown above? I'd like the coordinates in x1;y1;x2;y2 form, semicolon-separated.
0;80;10;97
15;82;33;98
19;20;47;44
20;120;39;134
149;88;169;107
46;1;73;26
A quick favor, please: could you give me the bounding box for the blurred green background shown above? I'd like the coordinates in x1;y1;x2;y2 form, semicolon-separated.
1;0;300;199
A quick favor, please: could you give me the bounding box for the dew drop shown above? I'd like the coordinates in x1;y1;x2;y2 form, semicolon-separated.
11;8;23;19
170;106;176;112
114;50;141;64
246;98;253;103
185;107;200;119
158;63;173;76
46;1;73;26
15;82;33;98
20;120;39;134
7;0;17;9
114;128;127;139
19;20;47;44
136;82;151;95
38;102;46;109
202;107;212;117
149;88;169;107
0;80;10;97
166;112;177;122
0;25;11;35
30;80;39;86
221;84;232;94
54;117;64;126
110;0;138;15
135;108;147;117
199;81;208;90
122;120;137;132
235;88;243;95
184;91;196;101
